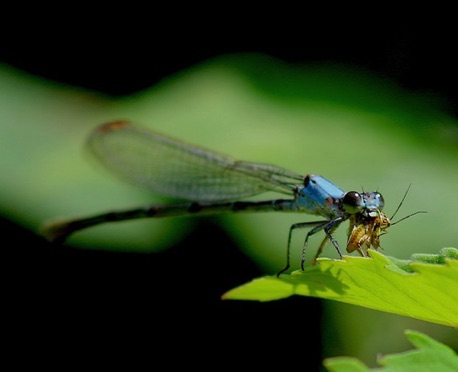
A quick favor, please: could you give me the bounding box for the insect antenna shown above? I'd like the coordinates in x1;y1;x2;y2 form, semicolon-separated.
390;184;427;226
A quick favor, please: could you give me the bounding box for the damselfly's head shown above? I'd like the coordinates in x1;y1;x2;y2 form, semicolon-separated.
341;191;385;217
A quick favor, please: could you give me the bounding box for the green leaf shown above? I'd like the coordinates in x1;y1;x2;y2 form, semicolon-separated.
222;248;458;327
322;330;458;372
323;357;370;372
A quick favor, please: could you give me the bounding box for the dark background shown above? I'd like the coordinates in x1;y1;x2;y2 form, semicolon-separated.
2;16;457;369
2;19;457;115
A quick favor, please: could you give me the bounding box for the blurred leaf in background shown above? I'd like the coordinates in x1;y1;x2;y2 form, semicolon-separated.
1;53;457;366
323;330;458;372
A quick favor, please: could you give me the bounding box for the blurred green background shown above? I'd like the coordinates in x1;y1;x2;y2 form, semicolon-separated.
2;21;457;370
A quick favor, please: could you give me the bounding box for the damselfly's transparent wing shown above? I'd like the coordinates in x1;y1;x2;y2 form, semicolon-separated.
87;121;304;202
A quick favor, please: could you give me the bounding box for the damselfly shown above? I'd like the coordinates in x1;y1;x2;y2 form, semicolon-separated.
41;121;423;275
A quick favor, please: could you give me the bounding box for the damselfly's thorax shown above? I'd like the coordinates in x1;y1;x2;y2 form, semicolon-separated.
294;175;346;217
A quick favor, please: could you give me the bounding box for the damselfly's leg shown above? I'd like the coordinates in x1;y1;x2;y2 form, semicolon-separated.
311;236;329;266
276;220;329;277
299;218;344;270
310;219;344;265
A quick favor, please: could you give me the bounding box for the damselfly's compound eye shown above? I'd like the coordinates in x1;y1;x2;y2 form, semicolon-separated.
374;192;384;209
343;191;363;214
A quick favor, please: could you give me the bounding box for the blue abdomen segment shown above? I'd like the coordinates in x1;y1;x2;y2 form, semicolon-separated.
296;174;345;218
